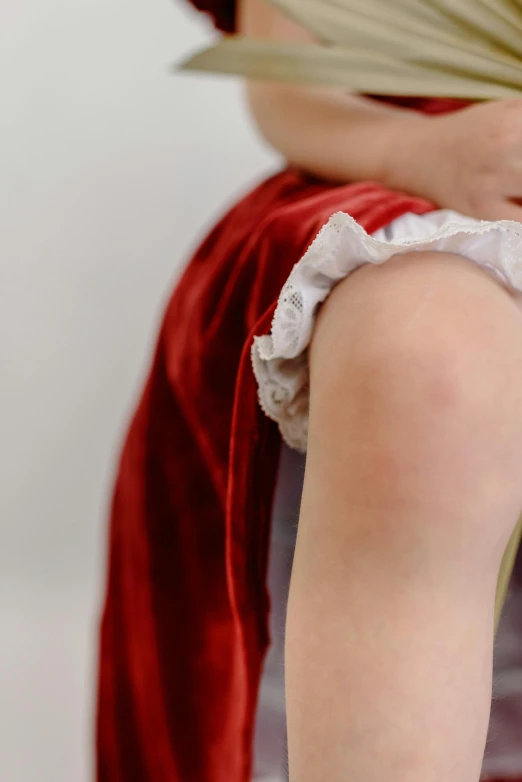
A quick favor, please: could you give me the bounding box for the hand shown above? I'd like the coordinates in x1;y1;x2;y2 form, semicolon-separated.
390;99;522;222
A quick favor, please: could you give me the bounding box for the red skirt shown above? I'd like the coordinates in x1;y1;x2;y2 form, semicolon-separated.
96;100;520;782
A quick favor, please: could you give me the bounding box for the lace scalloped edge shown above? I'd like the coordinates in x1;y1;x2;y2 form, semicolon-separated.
251;210;522;453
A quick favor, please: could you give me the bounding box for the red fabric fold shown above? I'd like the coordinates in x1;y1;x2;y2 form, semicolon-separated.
96;97;519;781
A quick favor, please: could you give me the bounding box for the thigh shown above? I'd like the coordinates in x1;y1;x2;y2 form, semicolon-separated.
304;250;522;578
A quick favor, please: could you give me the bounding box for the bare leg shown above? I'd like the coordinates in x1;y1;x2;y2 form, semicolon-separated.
286;252;522;782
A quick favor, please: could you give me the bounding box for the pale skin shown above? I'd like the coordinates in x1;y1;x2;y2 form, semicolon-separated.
239;1;522;781
240;0;522;221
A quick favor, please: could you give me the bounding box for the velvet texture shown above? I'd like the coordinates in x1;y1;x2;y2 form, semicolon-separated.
96;6;522;772
95;167;442;781
96;180;522;782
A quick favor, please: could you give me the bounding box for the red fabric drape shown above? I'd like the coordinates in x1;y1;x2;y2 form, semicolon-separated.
96;11;522;771
96;170;440;781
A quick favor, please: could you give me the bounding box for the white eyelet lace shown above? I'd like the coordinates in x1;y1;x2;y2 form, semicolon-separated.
251;209;522;453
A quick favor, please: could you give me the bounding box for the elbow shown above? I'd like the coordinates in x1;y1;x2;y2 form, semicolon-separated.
244;81;297;164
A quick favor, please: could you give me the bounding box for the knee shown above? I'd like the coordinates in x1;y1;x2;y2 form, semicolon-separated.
308;251;522;497
310;251;522;417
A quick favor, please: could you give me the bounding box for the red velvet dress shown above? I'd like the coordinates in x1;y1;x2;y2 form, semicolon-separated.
95;3;522;780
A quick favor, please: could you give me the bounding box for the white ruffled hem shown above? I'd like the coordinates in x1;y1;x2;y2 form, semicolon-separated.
251;209;522;453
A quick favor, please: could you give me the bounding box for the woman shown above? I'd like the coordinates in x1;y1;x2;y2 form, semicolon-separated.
96;1;522;780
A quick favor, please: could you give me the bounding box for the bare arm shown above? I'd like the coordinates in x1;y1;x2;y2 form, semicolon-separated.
238;0;428;186
238;0;522;221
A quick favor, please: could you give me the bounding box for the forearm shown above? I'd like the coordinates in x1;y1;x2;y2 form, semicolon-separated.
246;82;430;187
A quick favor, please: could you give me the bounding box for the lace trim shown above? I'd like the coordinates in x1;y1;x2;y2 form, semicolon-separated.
251;211;522;453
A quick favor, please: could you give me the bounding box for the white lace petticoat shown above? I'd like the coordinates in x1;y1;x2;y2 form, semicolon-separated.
251;208;522;453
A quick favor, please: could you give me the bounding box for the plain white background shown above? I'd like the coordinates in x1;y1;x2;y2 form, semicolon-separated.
0;2;276;780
